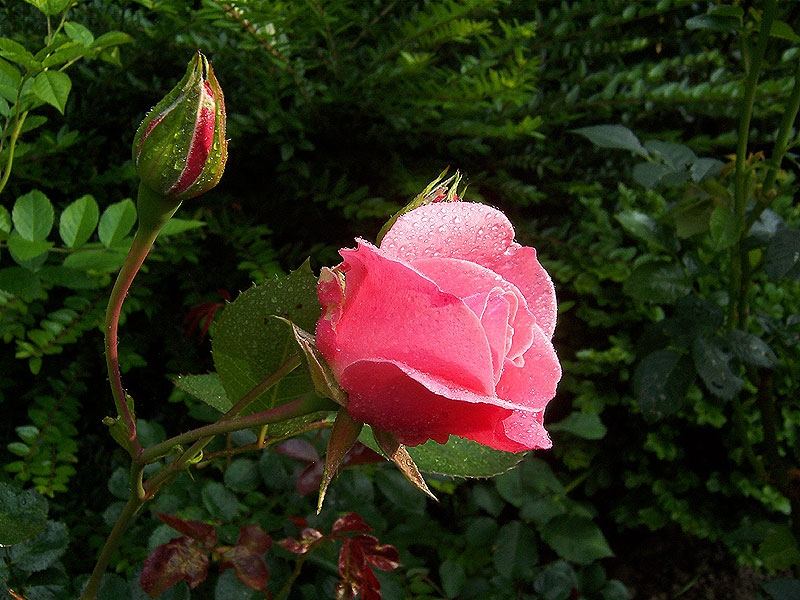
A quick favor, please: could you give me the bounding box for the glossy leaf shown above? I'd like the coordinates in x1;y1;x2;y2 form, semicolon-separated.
31;70;72;114
360;426;523;478
540;515;613;565
140;537;210;597
692;335;743;401
727;330;777;369
12;190;53;241
98;199;136;247
172;373;231;413
765;228;800;280
623;262;691;304
9;520;69;573
59;194;99;248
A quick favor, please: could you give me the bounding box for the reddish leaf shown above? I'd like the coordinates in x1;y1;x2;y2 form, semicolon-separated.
217;526;271;591
342;443;384;467
140;537;210;597
275;439;320;463
296;461;324;496
331;513;371;536
236;524;271;553
358;536;400;572
157;513;217;547
289;515;308;528
337;536;387;600
278;527;324;554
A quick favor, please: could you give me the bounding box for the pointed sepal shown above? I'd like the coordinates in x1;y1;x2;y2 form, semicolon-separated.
372;428;437;502
317;410;363;513
276;317;348;406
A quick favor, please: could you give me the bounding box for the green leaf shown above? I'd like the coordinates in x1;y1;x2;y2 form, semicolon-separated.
7;232;53;262
548;412;606;440
91;31;134;50
0;482;48;545
0;57;22;102
211;262;319;413
623;261;691;304
771;20;800;43
709;205;738;250
63;248;127;272
59;194;99;248
633;349;694;421
692;335;743;401
23;0;73;16
540;515;613;565
41;41;88;68
12;190;54;241
631;162;673;188
98;199;136;247
39;265;102;289
686;6;742;33
223;459;260;493
615;210;668;249
493;521;537;579
201;481;243;520
31;71;72;114
534;561;578;600
361;426;523;478
765;228;800;280
439;559;466;598
643;140;696;170
63;22;94;46
159;218;206;237
727;330;777;369
0;205;11;239
573;124;648;158
0;38;40;71
10;520;68;572
673;195;714;238
495;458;564;507
0;266;44;301
690;158;724;182
173;373;231;413
758;526;800;571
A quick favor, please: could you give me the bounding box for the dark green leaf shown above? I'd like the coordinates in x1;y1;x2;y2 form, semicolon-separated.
709;205;738;250
615;210;667;249
632;162;674;188
0;57;21;102
673;196;714;238
62;248;127;272
360;426;523;478
572;125;648;158
0;482;48;545
173;373;231;413
0;266;44;301
31;71;71;114
540;515;613;565
633;349;694;420
495;458;564;507
12;190;53;241
439;559;465;598
765;228;800;280
10;521;68;572
762;579;800;600
38;265;102;289
0;205;11;238
643;140;696;170
548;412;606;440
623;262;690;304
223;459;260;493
212;262;319;413
41;41;87;68
493;521;537;579
690;158;724;182
201;481;243;520
771;20;800;43
758;526;800;571
0;38;40;70
533;561;578;600
91;31;134;50
98;199;136;247
159;219;206;237
727;330;777;369
692;336;743;401
59;194;99;248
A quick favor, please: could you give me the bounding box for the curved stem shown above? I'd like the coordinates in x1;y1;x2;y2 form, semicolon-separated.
104;225;161;457
0;110;28;198
80;495;144;600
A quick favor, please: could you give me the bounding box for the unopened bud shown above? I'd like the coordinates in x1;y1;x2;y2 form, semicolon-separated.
133;51;227;202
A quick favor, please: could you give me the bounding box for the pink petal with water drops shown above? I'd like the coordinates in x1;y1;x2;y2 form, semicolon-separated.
316;241;495;396
496;324;560;411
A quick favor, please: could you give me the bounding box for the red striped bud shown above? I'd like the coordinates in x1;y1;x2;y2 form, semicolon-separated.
133;51;227;202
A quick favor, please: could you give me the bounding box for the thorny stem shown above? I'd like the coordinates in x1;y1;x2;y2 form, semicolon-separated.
104;225;163;457
729;0;777;328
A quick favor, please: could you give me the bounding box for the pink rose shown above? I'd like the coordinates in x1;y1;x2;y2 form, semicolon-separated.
316;201;560;452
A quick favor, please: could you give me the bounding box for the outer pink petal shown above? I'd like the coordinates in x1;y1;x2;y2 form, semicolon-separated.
500;410;552;450
412;256;535;360
496;324;561;411
339;360;519;449
380;202;515;266
380;202;557;338
316;242;495;396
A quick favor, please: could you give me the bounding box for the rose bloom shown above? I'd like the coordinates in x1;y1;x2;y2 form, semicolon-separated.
316;201;560;452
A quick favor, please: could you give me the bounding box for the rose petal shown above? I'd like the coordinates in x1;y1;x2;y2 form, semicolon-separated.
412;256;535;360
317;242;495;395
500;410;552;451
496;325;561;411
339;359;515;447
486;244;557;339
463;289;512;382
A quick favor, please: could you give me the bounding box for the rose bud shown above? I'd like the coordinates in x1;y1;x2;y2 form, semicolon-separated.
316;201;561;453
133;51;227;202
